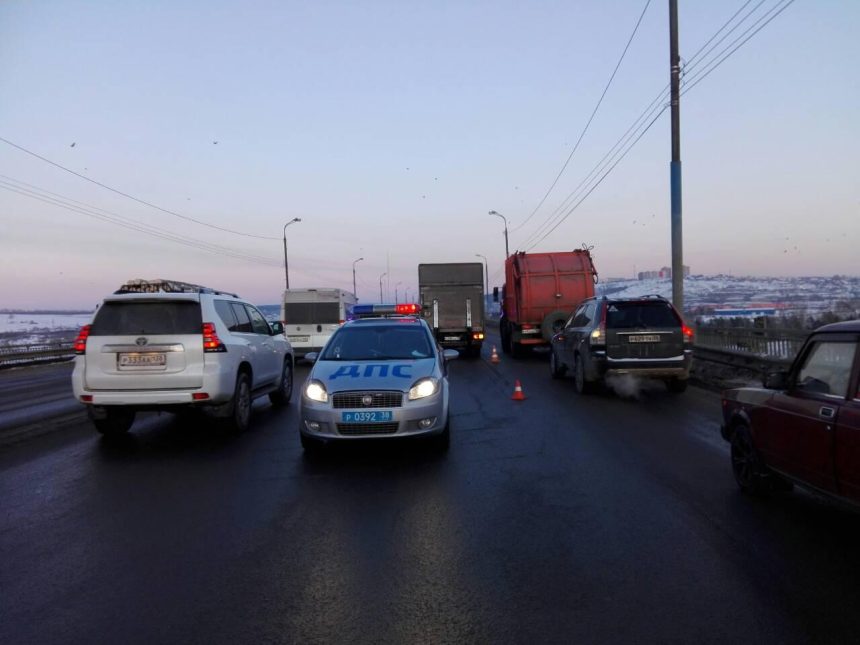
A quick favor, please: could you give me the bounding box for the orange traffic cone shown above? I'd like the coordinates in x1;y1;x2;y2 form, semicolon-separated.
511;379;526;401
490;345;501;364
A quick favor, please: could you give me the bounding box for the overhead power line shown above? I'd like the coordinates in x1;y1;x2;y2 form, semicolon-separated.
0;136;279;241
680;0;797;96
516;0;796;252
517;0;767;250
0;176;283;267
515;0;653;233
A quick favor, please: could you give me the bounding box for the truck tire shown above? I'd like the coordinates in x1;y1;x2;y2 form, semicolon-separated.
500;318;512;354
541;310;570;342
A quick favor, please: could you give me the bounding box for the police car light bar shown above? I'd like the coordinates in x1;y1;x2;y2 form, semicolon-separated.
351;303;422;317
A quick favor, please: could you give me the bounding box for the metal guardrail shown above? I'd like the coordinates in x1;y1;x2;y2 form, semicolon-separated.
693;326;806;361
0;342;74;367
0;326;807;371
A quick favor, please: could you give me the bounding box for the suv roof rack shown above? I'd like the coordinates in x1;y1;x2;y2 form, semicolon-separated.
114;279;239;298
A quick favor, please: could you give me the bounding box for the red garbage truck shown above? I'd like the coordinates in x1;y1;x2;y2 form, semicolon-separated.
497;249;598;357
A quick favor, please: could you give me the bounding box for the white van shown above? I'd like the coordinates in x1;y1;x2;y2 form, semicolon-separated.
280;288;357;358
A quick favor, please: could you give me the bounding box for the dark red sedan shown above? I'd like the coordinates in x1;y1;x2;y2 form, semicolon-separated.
721;320;860;505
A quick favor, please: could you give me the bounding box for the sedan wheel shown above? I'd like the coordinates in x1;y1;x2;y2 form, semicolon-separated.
730;425;765;494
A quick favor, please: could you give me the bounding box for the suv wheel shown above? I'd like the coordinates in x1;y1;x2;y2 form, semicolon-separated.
550;349;566;379
227;373;252;432
574;355;594;394
269;360;293;406
90;407;136;435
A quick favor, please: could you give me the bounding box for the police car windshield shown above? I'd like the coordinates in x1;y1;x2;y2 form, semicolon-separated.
321;325;432;360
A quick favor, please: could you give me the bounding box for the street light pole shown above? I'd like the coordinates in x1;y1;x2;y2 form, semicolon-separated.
352;257;364;300
379;272;387;302
395;281;402;303
488;210;509;258
475;253;488;298
282;217;301;290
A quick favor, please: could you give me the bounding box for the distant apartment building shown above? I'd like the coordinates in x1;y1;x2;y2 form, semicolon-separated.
637;265;690;280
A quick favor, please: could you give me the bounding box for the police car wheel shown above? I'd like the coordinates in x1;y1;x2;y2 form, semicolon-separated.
301;433;324;455
431;421;450;452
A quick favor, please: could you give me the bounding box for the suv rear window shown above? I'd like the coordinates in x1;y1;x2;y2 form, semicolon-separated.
90;301;202;335
606;301;680;329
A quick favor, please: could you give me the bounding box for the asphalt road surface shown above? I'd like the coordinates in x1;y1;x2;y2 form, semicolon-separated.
2;338;860;644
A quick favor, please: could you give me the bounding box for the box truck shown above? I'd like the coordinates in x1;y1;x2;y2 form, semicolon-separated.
419;263;485;357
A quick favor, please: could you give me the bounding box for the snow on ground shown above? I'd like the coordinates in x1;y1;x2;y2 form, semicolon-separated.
596;275;859;314
0;312;94;334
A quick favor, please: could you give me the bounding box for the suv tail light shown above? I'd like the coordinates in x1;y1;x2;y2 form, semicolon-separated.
590;304;606;347
682;324;694;344
202;323;227;353
74;325;91;354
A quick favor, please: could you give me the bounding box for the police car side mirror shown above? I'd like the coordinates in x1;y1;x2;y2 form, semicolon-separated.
270;321;284;335
304;352;319;363
443;349;459;361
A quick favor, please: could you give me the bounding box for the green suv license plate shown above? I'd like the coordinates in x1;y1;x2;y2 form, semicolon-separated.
342;411;393;423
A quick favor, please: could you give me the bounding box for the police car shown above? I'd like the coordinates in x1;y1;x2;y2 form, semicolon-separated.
299;304;458;451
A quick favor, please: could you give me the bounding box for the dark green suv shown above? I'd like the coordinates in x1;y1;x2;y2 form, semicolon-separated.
549;295;694;394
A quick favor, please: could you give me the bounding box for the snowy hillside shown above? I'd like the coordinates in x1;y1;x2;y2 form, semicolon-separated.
597;275;860;315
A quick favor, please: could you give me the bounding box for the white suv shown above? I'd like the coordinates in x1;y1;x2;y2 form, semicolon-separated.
71;279;294;435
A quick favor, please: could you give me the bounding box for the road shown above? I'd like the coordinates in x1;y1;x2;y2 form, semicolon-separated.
2;337;860;644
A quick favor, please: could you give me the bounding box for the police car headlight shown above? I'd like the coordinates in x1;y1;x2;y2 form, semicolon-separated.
408;377;438;400
304;379;329;403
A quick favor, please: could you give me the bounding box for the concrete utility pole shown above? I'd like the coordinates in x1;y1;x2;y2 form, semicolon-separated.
378;272;387;302
669;0;684;313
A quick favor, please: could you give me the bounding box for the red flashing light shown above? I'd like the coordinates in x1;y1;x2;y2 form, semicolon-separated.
192;392;210;400
396;303;420;315
522;323;534;330
202;323;226;352
74;325;91;354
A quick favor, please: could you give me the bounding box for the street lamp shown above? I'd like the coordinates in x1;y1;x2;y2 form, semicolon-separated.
395;281;402;303
475;253;489;298
404;288;410;303
282;218;302;290
379;272;387;302
488;210;509;258
352;257;364;299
